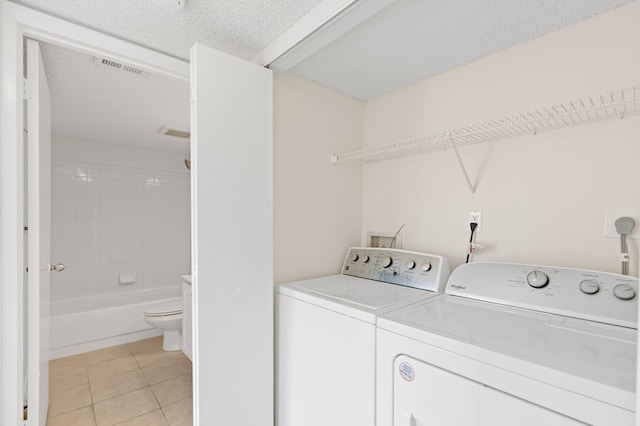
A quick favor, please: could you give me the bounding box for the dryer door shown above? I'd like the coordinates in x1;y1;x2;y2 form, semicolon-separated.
393;355;585;426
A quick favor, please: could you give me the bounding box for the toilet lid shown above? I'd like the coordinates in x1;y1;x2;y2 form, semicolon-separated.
145;299;182;316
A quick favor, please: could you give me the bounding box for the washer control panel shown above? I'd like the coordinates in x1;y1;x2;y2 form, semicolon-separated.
342;247;450;292
447;262;638;328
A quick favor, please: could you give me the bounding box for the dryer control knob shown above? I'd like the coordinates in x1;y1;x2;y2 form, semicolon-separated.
362;255;370;263
579;280;600;295
380;256;393;268
405;260;416;270
613;284;636;300
351;253;359;262
421;262;432;272
526;270;549;288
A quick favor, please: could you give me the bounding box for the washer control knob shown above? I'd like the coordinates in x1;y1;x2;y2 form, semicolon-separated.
421;262;432;272
526;270;549;288
405;260;416;270
351;253;359;262
579;280;600;295
380;256;393;268
613;284;636;300
362;255;370;263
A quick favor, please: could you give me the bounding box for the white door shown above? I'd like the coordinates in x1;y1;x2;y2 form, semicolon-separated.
190;43;273;426
26;39;52;426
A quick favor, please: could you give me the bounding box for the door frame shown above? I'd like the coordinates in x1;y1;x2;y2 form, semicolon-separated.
25;38;53;426
0;3;189;425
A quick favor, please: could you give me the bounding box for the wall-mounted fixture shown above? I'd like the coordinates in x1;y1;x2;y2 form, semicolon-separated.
157;125;190;139
615;217;636;276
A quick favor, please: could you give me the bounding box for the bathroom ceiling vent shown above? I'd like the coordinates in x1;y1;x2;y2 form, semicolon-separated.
94;57;145;76
157;125;190;139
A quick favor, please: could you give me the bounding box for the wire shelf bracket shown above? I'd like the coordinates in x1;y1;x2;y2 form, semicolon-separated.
331;87;640;165
450;137;476;197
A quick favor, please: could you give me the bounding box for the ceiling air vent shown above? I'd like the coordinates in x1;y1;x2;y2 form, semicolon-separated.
157;125;190;139
94;57;145;76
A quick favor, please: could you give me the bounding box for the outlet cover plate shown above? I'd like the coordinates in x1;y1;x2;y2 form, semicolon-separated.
604;210;640;239
468;211;482;233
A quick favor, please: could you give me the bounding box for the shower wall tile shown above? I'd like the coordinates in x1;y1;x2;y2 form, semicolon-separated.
50;159;190;301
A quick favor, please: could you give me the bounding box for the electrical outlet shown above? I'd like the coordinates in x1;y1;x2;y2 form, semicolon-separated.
468;211;482;233
604;210;640;240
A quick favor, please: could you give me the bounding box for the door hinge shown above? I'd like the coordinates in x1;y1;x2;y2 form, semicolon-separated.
23;78;28;100
24;226;28;231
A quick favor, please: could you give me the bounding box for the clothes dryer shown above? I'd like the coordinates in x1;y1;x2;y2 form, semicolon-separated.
277;247;450;426
377;262;637;426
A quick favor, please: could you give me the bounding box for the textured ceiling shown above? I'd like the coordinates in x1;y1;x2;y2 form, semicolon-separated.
12;0;324;61
18;0;635;153
290;0;635;100
20;0;325;153
40;42;190;153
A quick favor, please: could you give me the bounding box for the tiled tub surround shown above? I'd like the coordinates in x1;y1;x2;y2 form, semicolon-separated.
50;159;190;301
46;336;192;426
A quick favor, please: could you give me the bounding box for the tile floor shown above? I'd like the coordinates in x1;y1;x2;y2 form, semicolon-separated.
46;336;192;426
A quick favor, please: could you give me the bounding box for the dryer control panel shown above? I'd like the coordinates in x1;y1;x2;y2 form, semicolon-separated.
447;262;638;328
342;247;450;292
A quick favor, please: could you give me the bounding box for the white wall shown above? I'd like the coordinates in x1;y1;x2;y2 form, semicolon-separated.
361;2;640;275
274;73;363;283
50;137;190;300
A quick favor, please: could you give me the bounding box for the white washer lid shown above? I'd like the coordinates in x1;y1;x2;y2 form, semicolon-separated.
145;299;182;316
277;274;436;324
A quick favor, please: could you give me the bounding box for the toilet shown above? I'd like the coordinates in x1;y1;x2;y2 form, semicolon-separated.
144;298;183;351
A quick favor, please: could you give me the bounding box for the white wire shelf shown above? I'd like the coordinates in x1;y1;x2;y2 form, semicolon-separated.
331;87;640;164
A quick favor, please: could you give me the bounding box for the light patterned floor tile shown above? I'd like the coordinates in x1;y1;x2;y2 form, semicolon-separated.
88;355;139;382
94;388;159;426
49;354;86;371
133;349;186;369
46;405;96;426
85;344;133;366
128;337;163;354
48;383;93;417
162;397;192;426
91;369;148;403
50;365;88;392
114;409;169;426
151;374;192;407
141;356;192;385
49;338;192;426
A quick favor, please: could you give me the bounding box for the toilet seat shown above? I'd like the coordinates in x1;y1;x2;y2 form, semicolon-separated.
145;299;182;317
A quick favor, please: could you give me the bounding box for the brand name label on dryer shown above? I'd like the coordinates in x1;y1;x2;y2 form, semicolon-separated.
399;362;415;382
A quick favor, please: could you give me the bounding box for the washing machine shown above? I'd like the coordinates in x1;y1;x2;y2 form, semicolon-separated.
376;262;638;426
276;247;450;426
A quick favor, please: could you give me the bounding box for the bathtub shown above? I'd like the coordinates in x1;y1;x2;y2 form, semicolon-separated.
49;287;181;359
